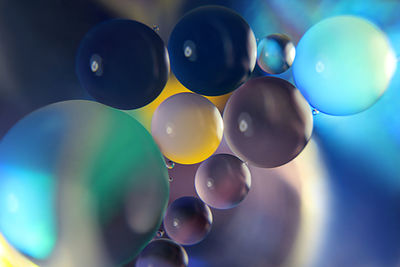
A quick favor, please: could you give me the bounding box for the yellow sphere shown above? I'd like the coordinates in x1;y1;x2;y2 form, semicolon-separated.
151;92;223;164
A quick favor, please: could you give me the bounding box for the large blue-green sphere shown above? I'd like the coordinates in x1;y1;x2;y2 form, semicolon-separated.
293;16;397;115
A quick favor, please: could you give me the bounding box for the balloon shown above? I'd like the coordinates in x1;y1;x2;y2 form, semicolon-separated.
292;15;397;115
257;34;295;74
163;197;212;246
151;92;223;165
0;100;169;266
135;238;188;267
168;6;257;96
195;154;251;209
76;19;170;110
223;77;313;168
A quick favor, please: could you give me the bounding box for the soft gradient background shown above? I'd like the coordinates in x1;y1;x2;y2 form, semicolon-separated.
0;0;399;266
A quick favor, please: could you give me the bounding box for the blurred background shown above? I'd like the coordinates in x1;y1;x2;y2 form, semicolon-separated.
0;0;399;266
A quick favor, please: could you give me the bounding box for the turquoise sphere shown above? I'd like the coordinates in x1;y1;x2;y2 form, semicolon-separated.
293;16;397;115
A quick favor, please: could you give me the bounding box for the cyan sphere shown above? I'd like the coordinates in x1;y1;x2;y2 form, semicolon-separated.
257;34;295;74
168;6;257;96
293;16;397;115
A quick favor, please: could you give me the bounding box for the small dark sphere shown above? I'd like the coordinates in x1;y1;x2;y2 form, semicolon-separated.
136;238;188;267
163;197;213;246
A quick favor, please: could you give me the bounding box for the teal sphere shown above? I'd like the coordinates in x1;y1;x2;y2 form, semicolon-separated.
293;16;397;115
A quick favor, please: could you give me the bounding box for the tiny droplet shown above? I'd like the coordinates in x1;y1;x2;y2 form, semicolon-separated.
166;160;175;169
312;109;320;115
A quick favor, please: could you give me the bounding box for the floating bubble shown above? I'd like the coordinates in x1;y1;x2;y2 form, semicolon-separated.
257;34;295;74
0;100;169;266
195;154;251;209
168;6;257;96
76;19;170;110
156;230;165;238
151;93;223;165
293;16;397;115
163;197;212;245
135;238;188;267
165;160;175;170
223;77;313;168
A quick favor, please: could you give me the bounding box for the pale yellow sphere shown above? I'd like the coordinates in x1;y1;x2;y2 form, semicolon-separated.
151;93;223;164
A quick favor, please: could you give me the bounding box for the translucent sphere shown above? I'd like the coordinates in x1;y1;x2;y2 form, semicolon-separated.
223;77;313;168
135;238;188;267
76;19;169;110
195;154;251;209
163;197;213;245
0;100;169;266
293;15;397;115
151;93;223;165
257;34;295;74
168;6;257;96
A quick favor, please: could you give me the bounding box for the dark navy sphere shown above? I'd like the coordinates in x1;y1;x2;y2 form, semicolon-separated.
76;19;169;110
168;6;257;96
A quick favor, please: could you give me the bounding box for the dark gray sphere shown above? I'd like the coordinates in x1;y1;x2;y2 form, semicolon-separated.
223;77;313;168
195;154;251;209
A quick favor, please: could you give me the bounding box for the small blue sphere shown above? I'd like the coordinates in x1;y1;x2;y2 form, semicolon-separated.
257;34;295;74
168;6;257;96
76;19;170;110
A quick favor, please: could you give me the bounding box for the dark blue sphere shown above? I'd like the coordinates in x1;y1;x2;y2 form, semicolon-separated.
168;6;257;96
76;19;169;110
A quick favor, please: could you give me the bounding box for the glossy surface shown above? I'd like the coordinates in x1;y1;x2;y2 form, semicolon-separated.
0;100;169;265
151;93;223;165
163;197;212;246
136;238;188;267
257;34;295;74
76;19;169;110
293;16;396;115
195;154;251;209
168;6;257;96
223;77;313;168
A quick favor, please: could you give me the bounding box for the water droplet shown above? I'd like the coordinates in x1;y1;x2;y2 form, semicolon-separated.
156;229;164;238
312;109;320;115
166;160;175;169
169;176;174;182
152;24;160;32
